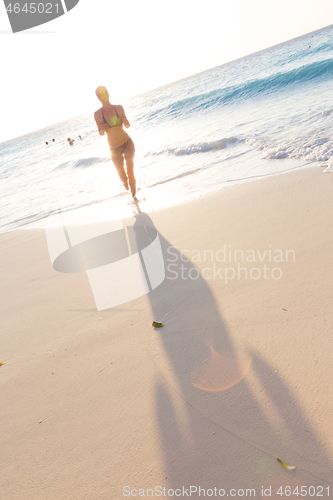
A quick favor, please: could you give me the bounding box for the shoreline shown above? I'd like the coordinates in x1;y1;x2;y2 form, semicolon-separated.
1;164;333;498
1;160;324;235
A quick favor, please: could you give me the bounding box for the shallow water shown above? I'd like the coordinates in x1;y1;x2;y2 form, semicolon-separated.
1;25;333;233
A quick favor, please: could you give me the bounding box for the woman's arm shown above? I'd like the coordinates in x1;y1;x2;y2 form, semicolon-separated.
119;106;130;128
94;111;106;135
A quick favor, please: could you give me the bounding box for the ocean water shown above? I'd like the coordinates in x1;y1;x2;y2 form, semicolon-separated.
1;25;333;234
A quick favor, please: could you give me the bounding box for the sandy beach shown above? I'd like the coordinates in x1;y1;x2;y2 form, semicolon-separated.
1;165;333;499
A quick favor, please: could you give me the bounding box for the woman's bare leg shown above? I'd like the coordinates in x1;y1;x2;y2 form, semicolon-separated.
124;139;136;196
110;149;129;190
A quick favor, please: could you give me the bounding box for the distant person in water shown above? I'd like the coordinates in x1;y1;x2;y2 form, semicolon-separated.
79;135;83;140
67;138;75;146
53;138;55;142
94;86;136;198
45;141;48;145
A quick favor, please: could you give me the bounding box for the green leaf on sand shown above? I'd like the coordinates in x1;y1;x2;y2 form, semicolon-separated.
152;321;164;328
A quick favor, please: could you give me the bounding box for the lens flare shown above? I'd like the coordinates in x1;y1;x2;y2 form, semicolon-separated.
191;346;252;392
96;86;108;101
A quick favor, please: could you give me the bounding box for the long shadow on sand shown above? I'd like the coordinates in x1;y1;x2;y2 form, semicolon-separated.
130;210;333;494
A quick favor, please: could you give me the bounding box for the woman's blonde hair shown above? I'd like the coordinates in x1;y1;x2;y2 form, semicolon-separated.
95;86;108;97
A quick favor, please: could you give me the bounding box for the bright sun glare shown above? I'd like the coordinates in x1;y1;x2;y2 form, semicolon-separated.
1;0;332;141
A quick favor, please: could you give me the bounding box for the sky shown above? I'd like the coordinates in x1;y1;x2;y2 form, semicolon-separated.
1;0;333;142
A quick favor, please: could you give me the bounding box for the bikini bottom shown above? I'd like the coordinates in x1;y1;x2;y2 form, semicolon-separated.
112;139;130;154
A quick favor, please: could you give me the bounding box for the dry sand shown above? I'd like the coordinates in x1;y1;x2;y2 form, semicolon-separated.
1;166;333;499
